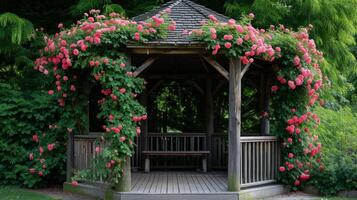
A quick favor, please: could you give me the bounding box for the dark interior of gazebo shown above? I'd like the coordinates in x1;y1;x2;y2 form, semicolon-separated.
85;54;275;171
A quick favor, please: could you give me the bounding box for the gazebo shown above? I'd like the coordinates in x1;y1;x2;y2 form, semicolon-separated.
64;0;286;199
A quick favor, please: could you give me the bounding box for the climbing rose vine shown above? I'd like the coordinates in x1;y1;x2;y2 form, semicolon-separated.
32;9;174;184
191;14;326;190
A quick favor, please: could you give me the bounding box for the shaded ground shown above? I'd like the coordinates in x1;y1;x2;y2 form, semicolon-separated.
33;186;96;200
2;185;354;200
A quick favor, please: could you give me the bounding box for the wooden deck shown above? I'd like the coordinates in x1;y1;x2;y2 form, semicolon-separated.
131;171;228;194
64;171;286;200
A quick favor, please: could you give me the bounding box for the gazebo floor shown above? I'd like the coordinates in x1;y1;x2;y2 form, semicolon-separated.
131;171;227;193
63;171;287;200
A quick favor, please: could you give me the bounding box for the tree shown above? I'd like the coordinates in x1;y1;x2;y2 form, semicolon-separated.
0;12;35;81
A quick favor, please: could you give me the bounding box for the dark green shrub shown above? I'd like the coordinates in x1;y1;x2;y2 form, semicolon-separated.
310;107;357;195
0;83;65;188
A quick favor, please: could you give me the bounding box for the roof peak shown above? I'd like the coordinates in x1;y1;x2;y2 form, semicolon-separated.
132;0;230;46
133;0;229;22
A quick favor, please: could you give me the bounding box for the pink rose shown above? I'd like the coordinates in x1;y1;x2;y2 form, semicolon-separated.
288;153;294;158
134;32;140;41
224;42;232;49
288;81;296;90
293;56;300;66
295;77;303;86
88;17;94;23
236;25;244;33
29;168;35;174
119;88;126;94
228;19;236;26
137;24;143;32
29;153;34;160
236;38;243;45
223;34;233;40
72;49;79;56
279;166;285;172
287;138;293;143
47;143;55;151
271;85;279;92
286;125;295;134
32;134;39;143
70;85;76;91
71;180;78;186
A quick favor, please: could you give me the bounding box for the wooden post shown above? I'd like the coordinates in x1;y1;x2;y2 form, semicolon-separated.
228;58;241;191
114;54;132;191
66;132;74;181
140;89;148;151
115;157;131;192
206;78;214;170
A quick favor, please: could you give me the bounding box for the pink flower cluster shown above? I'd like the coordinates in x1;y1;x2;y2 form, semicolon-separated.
28;131;57;177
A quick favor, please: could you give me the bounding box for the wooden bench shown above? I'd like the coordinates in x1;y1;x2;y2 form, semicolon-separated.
142;151;210;173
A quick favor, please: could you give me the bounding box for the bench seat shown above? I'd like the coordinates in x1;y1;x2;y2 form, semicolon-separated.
142;151;210;173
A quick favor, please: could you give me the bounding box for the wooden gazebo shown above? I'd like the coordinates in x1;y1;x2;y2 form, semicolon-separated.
65;0;285;199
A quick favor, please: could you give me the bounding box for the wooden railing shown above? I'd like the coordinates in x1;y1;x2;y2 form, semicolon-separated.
72;133;279;187
211;134;279;186
146;133;207;151
73;133;141;171
240;136;280;187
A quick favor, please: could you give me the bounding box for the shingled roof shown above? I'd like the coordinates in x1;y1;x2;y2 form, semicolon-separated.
132;0;230;46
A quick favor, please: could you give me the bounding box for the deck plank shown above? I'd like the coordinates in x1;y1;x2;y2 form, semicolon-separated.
131;171;229;194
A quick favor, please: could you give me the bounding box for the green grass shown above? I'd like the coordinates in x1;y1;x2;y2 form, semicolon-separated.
0;186;55;200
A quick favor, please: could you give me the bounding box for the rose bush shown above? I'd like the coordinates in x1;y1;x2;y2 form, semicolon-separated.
32;9;174;184
191;14;326;190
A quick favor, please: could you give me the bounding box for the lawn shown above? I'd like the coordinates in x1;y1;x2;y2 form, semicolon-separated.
0;186;55;200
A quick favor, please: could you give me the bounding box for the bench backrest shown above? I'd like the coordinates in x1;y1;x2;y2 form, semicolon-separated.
146;133;207;152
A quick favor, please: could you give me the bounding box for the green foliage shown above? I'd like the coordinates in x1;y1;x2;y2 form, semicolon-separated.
0;12;35;50
310;107;357;196
0;83;65;188
103;4;126;16
70;0;112;16
0;186;55;200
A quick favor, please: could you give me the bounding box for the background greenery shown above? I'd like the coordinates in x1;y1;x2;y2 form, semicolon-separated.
0;0;356;195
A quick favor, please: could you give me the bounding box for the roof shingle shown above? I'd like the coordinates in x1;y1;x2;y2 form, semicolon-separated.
132;0;230;46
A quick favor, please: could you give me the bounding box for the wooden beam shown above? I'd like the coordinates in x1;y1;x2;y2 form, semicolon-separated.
228;58;242;192
206;78;214;170
133;57;158;77
126;46;206;55
199;56;210;72
202;56;229;80
148;80;165;94
241;63;252;78
144;74;221;79
186;80;204;94
213;80;225;95
66;132;74;181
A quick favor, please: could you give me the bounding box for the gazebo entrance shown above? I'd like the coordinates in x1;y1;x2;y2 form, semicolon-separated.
71;53;280;190
65;0;286;199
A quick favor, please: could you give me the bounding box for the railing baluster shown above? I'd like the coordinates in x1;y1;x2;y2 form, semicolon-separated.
268;141;271;180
